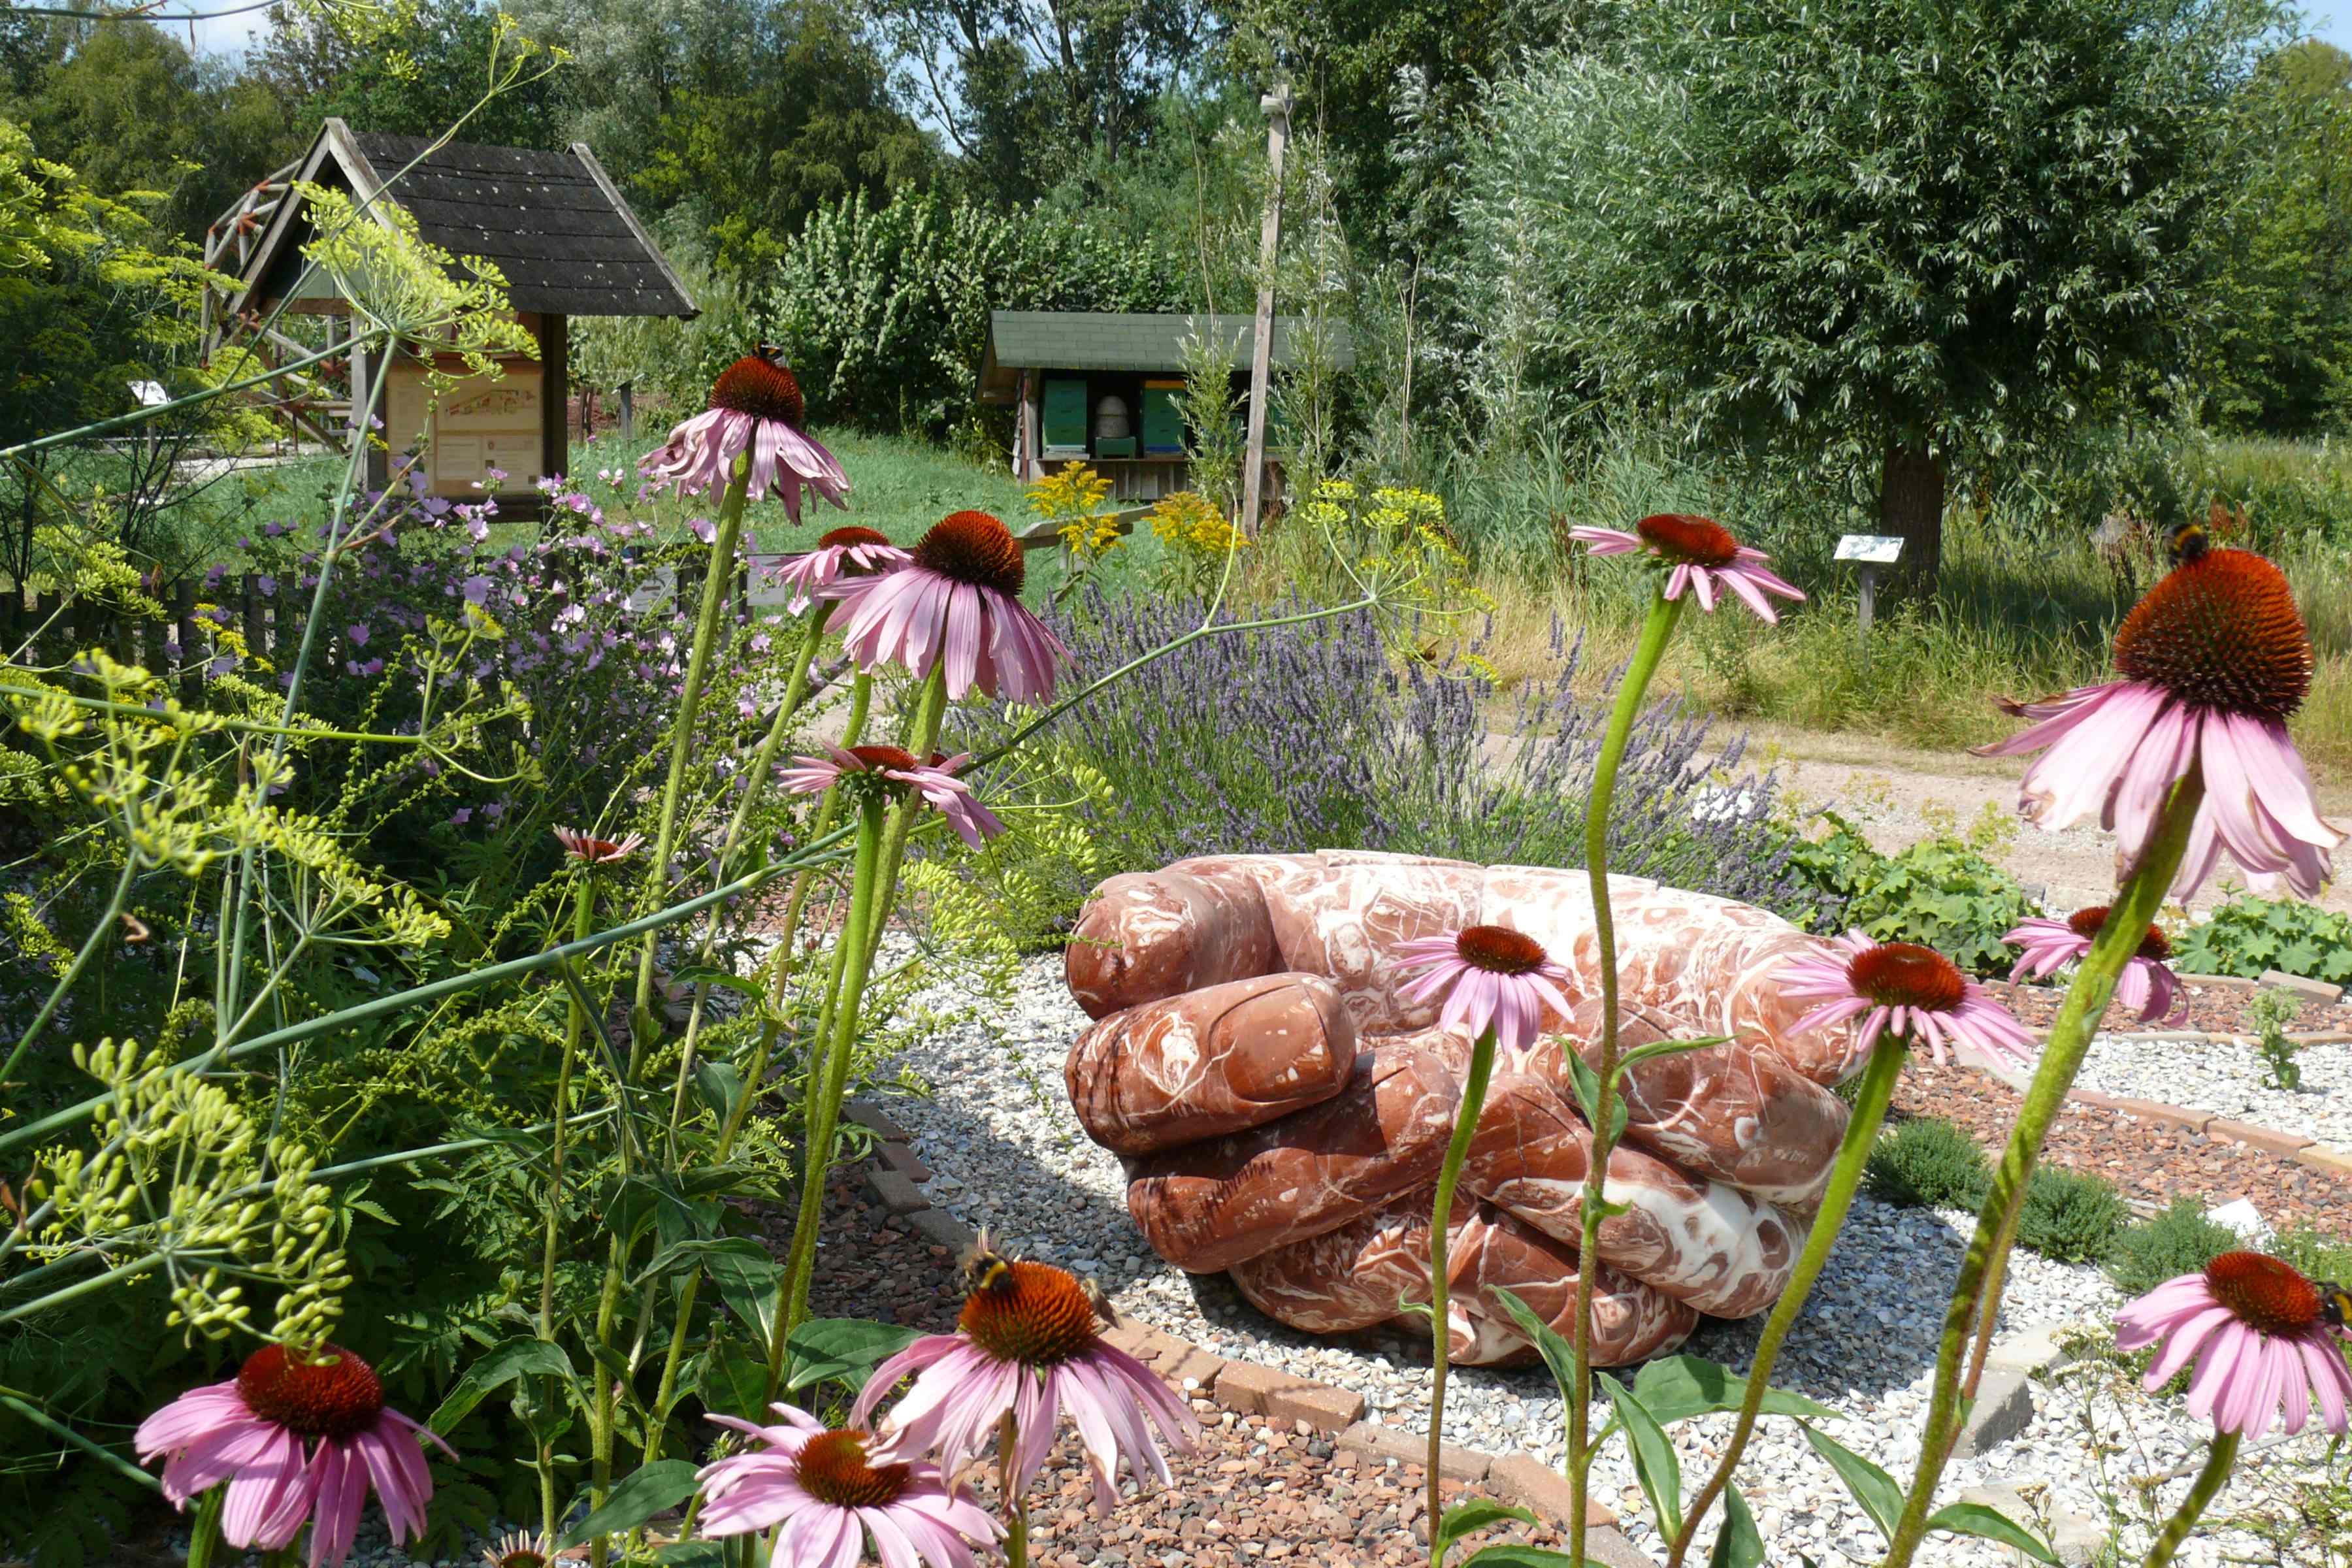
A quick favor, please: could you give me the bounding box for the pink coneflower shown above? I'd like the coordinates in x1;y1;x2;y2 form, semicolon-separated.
2005;907;2186;1025
855;1235;1197;1506
553;826;645;864
135;1342;448;1568
478;1529;555;1567
778;743;1005;849
837;510;1066;702
694;1402;1001;1568
1566;514;1805;622
640;351;850;521
1393;924;1574;1059
770;525;911;614
1978;536;2342;898
2114;1251;2351;1439
1778;932;2039;1071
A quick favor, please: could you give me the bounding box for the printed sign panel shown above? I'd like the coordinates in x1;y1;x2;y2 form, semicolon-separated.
1834;534;1905;564
384;353;546;498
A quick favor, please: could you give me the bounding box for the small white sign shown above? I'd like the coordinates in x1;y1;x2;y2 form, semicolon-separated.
129;379;169;408
1835;534;1905;564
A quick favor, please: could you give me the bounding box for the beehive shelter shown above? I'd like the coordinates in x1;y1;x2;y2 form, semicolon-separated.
977;311;1353;500
208;118;696;506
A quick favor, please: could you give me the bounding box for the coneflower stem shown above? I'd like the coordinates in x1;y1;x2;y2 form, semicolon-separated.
538;869;596;1536
2140;1431;2238;1568
1663;1032;1907;1568
629;455;753;1078
1568;587;1683;1565
663;598;839;1155
1878;773;2206;1568
767;790;890;1396
185;1484;226;1568
1426;1024;1498;1562
1000;1407;1031;1568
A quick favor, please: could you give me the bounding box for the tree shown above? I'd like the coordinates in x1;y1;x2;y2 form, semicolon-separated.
2200;39;2352;433
250;0;566;151
1463;0;2291;592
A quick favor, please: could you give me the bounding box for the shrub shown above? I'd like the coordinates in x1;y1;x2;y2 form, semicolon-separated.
987;592;1832;926
1864;1117;1993;1210
2016;1167;2132;1265
1776;807;2034;975
2172;894;2352;984
2272;1224;2352;1289
2106;1200;2245;1298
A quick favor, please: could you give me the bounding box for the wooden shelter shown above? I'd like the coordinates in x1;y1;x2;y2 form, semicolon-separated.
978;311;1353;500
206;119;696;508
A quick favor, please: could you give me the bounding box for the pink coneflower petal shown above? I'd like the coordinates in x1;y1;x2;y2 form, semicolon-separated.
1392;926;1573;1058
2117;1253;2352;1441
1780;932;2033;1071
839;512;1066;702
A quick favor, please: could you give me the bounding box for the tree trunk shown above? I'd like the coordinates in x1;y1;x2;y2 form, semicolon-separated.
1878;438;1946;599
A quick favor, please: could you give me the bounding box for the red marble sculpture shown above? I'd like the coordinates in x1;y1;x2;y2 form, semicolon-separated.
1062;851;1867;1366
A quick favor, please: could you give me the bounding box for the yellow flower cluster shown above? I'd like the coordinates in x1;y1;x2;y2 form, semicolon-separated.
1149;491;1249;559
1026;463;1124;561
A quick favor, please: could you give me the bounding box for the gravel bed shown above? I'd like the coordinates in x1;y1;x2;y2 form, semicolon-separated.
2000;977;2352;1041
2070;1030;2352;1152
877;955;2350;1567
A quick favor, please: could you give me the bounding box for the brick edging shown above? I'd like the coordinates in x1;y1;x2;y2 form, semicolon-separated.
842;1099;1634;1544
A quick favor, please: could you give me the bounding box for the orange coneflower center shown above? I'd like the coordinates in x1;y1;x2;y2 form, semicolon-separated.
2065;905;2172;962
795;1429;913;1509
2204;1251;2324;1337
1846;943;1967;1012
958;1259;1100;1365
235;1343;385;1440
1634;514;1742;569
846;744;919;773
1454;924;1550;975
710;354;807;429
2112;547;2311;723
821;525;892;551
913;511;1026;597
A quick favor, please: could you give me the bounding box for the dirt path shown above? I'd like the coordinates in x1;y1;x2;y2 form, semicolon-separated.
1745;724;2352;918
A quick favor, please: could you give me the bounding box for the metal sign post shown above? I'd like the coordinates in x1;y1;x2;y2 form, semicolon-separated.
1835;534;1905;653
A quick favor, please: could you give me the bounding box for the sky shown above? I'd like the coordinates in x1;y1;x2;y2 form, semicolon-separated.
151;0;2352;63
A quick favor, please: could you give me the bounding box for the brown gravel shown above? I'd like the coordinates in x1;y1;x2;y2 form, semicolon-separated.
1995;977;2352;1038
1891;1057;2352;1239
792;1169;1582;1567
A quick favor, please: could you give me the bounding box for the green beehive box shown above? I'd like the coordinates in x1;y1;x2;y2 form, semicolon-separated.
1042;378;1090;455
1141;380;1186;454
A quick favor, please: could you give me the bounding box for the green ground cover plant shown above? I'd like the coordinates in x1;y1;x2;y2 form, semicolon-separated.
1865;1117;1995;1211
2108;1200;2248;1297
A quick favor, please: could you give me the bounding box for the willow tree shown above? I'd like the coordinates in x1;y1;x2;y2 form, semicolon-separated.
1466;0;2289;591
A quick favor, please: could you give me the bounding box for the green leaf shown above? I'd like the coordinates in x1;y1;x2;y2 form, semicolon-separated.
671;963;766;1002
706;1246;785;1346
652;1546;727;1566
1459;1550;1575;1567
1600;1371;1680;1539
1632;1355;1839;1426
1801;1424;1903;1541
785;1317;923;1392
634;1235;772;1288
1488;1288;1580;1409
1560;1051;1629;1145
555;1460;701;1550
1614;1036;1731;1077
429;1339;576;1435
693;1060;743;1124
1706;1484;1765;1568
1927;1501;2061;1563
693;1348;772;1424
1435;1499;1539;1566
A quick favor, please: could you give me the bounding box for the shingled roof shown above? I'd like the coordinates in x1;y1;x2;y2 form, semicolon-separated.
240;118;696;319
977;310;1352;401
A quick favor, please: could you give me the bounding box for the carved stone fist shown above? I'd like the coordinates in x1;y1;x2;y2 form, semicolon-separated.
1062;851;1867;1367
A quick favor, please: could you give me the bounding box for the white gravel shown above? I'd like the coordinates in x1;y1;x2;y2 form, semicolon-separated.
885;955;2351;1567
2074;1028;2352;1153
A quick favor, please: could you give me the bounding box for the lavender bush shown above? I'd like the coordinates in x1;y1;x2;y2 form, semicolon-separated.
983;591;1830;924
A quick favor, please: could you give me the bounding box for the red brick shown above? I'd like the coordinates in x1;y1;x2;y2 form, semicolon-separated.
2207;1118;2314;1156
1100;1318;1160;1358
864;1167;929;1215
1213;1360;1314;1416
2180;973;2260;995
1487;1452;1616;1527
1333;1421;1490;1481
2104;1098;2213;1134
842;1098;914;1142
2294;1143;2352;1178
1264;1381;1364;1434
1154;1347;1224;1394
875;1141;933;1182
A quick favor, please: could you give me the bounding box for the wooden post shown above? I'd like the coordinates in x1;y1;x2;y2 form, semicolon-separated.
174;581;201;702
1240;83;1292;539
242;574;267;670
618;382;636;443
541;314;570;485
1019;370;1041;483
